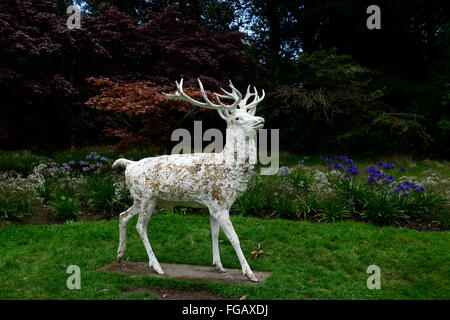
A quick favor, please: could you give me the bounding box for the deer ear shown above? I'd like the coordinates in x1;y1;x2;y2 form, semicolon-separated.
247;107;256;116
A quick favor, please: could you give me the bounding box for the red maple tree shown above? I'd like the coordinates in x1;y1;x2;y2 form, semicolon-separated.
86;77;222;154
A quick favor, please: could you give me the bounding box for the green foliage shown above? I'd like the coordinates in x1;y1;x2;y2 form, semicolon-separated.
232;177;267;217
261;48;434;155
361;194;407;226
293;194;319;218
272;193;297;219
318;199;351;223
0;152;44;175
85;174;131;215
331;178;369;213
0;192;36;221
286;169;315;193
45;181;80;221
394;191;449;227
48;191;80;221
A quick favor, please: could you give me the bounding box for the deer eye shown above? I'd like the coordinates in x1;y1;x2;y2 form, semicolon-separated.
235;117;240;121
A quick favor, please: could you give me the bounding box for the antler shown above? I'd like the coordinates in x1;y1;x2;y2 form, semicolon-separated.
239;85;265;115
164;79;242;119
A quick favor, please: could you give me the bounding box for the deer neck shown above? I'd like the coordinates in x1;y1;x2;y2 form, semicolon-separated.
221;128;256;169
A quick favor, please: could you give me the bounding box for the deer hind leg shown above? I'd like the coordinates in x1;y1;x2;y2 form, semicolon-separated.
213;210;258;282
210;215;226;273
136;198;164;275
117;203;139;262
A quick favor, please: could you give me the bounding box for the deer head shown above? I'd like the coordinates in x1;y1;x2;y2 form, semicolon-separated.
164;79;265;136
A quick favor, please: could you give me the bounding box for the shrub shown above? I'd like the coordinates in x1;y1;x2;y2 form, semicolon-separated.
361;194;407;225
0;193;37;221
332;178;370;213
318;200;351;222
287;169;315;194
294;194;319;218
272;193;297;219
0;171;43;220
0;152;44;175
48;191;80;221
85;174;131;214
232;176;266;217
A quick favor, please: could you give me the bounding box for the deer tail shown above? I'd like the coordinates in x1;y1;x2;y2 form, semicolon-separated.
112;158;133;169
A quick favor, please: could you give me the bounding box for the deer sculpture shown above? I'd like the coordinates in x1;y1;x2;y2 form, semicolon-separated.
112;79;265;281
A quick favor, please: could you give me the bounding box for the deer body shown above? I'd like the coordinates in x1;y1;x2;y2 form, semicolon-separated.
114;79;264;281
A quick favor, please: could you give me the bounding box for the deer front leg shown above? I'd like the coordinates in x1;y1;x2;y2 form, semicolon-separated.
214;210;258;282
210;215;225;273
117;204;139;262
136;199;164;275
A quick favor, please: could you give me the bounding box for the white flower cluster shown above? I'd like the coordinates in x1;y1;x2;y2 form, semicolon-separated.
0;171;44;204
113;179;130;204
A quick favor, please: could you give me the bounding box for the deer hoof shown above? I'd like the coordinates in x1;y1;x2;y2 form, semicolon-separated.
117;255;123;263
151;263;165;275
215;265;226;273
246;272;259;282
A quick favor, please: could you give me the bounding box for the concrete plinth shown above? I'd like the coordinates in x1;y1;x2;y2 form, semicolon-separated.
96;261;271;286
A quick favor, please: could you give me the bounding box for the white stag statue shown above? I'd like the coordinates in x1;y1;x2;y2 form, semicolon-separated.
112;79;265;281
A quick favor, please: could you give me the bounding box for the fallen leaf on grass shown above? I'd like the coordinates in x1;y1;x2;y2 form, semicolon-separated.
97;289;109;293
250;249;264;260
239;294;248;300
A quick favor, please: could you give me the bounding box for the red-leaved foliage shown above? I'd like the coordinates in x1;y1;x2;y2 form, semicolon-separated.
88;3;263;84
0;1;262;150
85;78;221;154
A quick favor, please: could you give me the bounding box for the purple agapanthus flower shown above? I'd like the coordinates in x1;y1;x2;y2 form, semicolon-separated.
399;167;406;173
365;166;387;184
345;165;360;177
331;163;344;171
392;180;424;197
382;163;395;170
415;186;426;193
382;176;395;185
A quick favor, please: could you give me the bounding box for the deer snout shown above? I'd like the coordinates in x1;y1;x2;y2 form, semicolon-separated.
255;117;264;125
252;117;265;129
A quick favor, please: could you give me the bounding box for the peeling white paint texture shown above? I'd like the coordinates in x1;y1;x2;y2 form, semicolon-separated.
113;79;265;281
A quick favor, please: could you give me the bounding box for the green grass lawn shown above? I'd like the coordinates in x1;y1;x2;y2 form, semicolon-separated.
0;213;448;300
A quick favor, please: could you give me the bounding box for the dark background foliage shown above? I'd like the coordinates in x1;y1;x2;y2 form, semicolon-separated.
1;0;449;156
